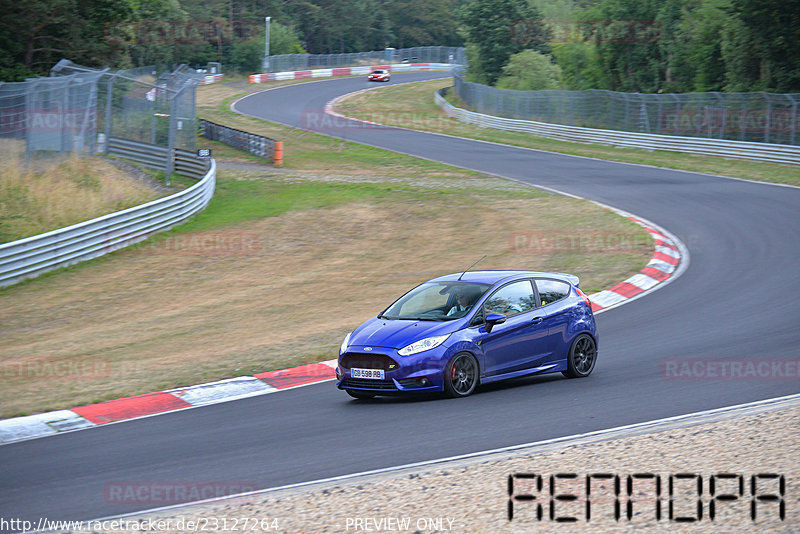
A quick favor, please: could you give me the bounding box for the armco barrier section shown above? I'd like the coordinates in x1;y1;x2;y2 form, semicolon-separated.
249;63;453;83
0;159;216;287
107;137;210;179
199;119;281;164
435;89;800;166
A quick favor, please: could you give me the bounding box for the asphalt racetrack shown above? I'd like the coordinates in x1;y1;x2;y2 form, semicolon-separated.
1;72;798;526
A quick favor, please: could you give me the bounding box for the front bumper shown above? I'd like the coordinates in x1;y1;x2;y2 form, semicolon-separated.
336;346;446;393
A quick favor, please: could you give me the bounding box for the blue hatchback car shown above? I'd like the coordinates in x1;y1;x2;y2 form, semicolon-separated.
336;270;598;399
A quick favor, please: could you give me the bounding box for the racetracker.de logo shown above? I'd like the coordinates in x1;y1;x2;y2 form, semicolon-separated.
104;481;258;505
1;358;111;381
302;110;390;133
661;358;800;381
105;231;260;256
509;231;650;254
511;19;663;44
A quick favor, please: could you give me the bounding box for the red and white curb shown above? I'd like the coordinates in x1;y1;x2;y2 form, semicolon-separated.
248;63;452;83
199;74;224;85
0;361;338;444
587;209;686;313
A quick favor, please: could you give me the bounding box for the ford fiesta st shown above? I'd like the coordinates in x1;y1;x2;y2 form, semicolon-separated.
368;69;390;82
336;270;597;399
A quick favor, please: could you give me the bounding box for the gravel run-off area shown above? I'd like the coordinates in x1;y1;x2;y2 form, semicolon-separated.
68;396;799;534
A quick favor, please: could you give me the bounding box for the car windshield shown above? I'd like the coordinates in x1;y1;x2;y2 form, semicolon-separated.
380;282;490;321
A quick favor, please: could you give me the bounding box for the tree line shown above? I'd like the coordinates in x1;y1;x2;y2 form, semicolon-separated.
0;0;462;80
461;0;800;93
0;0;796;94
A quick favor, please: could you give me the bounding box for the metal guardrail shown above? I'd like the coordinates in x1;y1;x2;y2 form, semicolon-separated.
106;137;210;178
435;89;800;166
199;119;282;164
0;159;216;287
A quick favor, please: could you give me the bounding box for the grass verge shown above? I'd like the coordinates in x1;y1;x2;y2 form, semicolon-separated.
0;142;169;243
333;79;800;187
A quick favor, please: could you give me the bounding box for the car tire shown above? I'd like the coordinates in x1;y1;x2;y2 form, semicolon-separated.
562;334;597;378
444;352;479;397
346;390;376;400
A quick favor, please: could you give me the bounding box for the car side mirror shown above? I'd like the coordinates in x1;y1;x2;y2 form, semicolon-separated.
484;312;507;333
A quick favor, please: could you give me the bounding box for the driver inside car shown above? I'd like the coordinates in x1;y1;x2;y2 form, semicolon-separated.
447;290;476;317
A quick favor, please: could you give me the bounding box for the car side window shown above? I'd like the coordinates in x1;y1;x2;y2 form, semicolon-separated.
484;280;537;317
536;279;570;306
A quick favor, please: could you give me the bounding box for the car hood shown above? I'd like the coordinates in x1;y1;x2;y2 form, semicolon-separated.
350;317;460;349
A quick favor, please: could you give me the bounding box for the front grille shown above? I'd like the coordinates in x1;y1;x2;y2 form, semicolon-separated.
340;353;400;372
343;378;397;390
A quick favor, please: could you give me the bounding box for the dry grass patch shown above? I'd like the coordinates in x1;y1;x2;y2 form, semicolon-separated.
0;187;649;418
0;142;166;243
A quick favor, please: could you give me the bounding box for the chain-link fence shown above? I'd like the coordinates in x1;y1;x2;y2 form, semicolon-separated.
0;68;108;161
0;59;204;174
264;46;465;72
453;69;799;146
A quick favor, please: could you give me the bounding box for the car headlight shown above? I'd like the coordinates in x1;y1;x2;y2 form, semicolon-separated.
398;334;450;356
340;332;352;355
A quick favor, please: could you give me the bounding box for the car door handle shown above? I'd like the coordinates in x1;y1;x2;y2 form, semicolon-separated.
530;317;544;325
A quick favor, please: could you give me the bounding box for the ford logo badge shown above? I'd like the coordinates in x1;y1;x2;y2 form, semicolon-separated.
364;347;373;351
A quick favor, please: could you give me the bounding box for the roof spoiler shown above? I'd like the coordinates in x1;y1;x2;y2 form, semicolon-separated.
554;273;580;287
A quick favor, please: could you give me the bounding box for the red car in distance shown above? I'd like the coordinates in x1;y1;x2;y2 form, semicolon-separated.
368;69;390;82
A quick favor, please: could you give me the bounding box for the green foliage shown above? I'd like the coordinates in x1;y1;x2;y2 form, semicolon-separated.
458;0;551;85
551;42;606;90
582;0;663;92
671;0;730;92
496;49;562;90
269;22;307;56
723;0;800;92
384;0;462;48
0;0;462;77
227;22;305;73
572;0;800;92
2;0;798;93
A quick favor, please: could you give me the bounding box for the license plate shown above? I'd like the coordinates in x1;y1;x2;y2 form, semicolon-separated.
351;368;384;380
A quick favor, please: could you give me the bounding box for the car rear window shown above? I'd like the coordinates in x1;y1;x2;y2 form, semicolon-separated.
535;279;571;305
